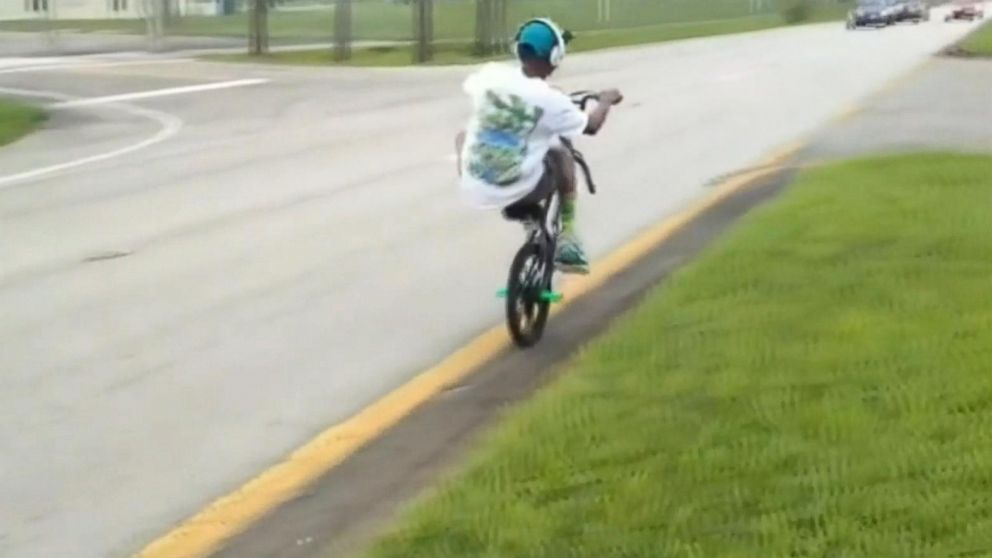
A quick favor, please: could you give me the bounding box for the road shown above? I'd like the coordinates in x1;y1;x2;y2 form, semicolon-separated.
802;56;992;161
0;12;984;558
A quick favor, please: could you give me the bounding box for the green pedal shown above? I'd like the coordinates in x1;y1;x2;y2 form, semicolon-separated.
540;290;564;303
496;289;563;303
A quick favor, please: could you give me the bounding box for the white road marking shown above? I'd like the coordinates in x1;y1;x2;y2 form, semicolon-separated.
51;78;269;109
0;57;193;75
0;53;132;70
0;85;74;102
0;57;68;70
0;86;184;190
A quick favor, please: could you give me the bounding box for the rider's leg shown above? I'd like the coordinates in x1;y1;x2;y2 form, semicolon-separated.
548;147;589;274
549;146;579;234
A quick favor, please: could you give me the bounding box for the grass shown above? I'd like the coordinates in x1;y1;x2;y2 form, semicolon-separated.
3;0;848;67
0;0;847;44
0;99;46;148
365;153;992;557
958;20;992;56
204;42;488;67
205;7;847;67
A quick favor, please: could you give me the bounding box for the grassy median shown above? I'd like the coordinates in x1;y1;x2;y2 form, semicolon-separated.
0;99;46;148
959;20;992;56
366;153;992;557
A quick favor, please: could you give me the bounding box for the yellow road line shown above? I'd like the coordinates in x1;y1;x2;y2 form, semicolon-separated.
132;142;800;558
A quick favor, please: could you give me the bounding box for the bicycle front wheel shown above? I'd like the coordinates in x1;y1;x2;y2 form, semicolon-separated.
506;242;552;348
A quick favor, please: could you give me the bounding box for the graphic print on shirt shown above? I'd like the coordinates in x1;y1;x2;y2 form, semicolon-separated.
468;90;544;187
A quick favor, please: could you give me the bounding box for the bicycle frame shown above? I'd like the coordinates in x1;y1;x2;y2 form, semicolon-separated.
505;96;600;260
510;142;591;250
500;91;602;346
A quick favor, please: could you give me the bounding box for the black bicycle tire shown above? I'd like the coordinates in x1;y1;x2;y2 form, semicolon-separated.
506;242;551;348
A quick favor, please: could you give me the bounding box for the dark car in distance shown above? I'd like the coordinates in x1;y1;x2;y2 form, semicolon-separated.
894;0;931;23
945;0;985;21
847;0;898;28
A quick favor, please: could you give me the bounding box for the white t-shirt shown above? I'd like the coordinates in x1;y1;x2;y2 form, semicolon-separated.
459;62;589;209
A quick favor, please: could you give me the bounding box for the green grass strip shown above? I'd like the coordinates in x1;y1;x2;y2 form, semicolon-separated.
204;10;846;68
959;20;992;56
0;0;845;43
366;153;992;557
0;98;46;148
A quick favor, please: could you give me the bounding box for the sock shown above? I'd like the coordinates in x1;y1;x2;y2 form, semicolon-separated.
561;195;577;234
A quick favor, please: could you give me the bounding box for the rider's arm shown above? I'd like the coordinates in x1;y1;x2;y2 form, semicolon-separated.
583;103;612;136
584;89;623;136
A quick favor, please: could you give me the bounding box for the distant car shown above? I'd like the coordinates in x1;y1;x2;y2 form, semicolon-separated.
891;0;912;21
945;0;984;21
847;0;898;28
895;0;930;22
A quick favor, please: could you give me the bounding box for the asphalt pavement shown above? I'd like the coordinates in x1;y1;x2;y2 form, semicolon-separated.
801;56;992;161
0;11;986;558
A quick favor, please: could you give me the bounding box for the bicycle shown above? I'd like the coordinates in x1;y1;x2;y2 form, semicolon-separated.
498;91;600;348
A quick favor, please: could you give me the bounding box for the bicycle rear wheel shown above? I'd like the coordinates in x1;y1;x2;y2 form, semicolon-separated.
506;241;552;348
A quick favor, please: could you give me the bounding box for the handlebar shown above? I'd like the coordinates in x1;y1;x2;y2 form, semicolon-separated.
569;90;600;111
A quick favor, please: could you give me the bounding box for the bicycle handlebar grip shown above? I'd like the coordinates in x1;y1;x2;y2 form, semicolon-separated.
569;90;600;111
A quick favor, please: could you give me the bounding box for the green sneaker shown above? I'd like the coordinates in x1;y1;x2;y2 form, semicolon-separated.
555;233;590;274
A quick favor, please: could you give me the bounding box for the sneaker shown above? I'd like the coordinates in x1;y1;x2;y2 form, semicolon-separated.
555;233;590;274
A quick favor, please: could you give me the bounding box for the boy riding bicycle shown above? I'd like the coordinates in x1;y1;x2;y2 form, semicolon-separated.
455;18;623;274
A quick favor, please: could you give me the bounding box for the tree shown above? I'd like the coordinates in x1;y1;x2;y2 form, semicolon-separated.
474;0;488;55
495;0;508;53
413;0;434;63
249;0;269;55
140;0;165;52
333;0;353;61
474;0;508;56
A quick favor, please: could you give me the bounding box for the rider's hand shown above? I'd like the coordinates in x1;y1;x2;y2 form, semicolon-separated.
598;88;624;105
